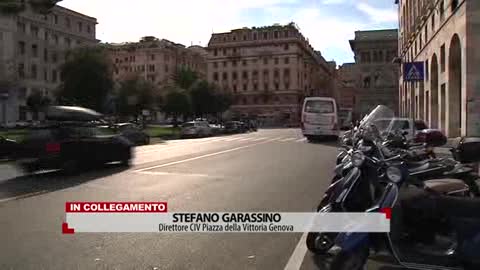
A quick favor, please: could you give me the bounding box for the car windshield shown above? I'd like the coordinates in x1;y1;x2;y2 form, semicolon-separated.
304;100;334;113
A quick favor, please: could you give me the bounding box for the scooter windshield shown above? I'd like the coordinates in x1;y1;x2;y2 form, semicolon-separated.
358;105;395;141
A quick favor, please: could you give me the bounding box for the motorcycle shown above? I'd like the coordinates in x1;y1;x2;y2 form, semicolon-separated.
330;112;480;270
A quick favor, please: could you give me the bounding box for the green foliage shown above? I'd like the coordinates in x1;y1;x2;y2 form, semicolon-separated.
116;76;155;117
0;0;62;14
172;67;198;90
162;89;191;119
26;90;50;113
57;48;113;112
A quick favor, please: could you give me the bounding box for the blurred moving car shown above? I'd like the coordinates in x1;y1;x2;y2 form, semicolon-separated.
115;123;150;145
224;121;248;134
375;117;428;140
0;136;18;160
180;120;212;138
13;106;133;174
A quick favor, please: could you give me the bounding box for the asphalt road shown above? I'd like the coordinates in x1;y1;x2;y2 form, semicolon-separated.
0;129;401;270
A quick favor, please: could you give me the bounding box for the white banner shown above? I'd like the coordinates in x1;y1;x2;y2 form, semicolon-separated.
63;212;390;234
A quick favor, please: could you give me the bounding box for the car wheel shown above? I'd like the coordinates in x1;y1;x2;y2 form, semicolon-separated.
120;148;132;167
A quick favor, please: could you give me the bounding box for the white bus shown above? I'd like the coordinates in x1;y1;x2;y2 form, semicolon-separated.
301;97;339;140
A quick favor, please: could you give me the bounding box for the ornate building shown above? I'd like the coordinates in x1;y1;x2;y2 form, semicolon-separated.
396;0;480;137
349;29;399;118
206;23;335;126
106;36;207;89
0;5;97;123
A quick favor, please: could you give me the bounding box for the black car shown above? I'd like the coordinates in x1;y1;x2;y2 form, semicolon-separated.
224;121;246;134
0;136;18;160
13;106;133;174
14;123;133;174
115;123;150;145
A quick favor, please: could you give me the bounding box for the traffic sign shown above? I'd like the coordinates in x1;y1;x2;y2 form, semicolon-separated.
404;62;424;81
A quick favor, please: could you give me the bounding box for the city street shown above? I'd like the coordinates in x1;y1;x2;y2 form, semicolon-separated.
0;129;399;270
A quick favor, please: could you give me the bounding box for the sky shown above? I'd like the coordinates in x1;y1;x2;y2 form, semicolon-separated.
59;0;398;65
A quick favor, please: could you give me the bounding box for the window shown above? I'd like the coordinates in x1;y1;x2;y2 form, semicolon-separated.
165;65;169;73
440;44;445;72
54;15;58;24
233;48;237;54
274;31;279;38
263;32;268;39
31;26;39;38
44;69;48;81
363;76;371;88
253;33;257;40
361;52;371;63
31;64;37;79
43;48;48;61
373;51;378;62
223;48;226;55
214;49;218;56
242;71;248;79
18;41;25;55
232;60;237;67
52;52;58;63
232;72;238;80
222;72;227;80
285;82;289;90
283;68;290;79
18;63;25;78
242;60;247;66
304;100;334;113
275;83;279;91
223;61;227;67
213;62;218;68
243;84;247;91
284;58;289;64
274;58;279;65
263;70;269;79
431;13;435;30
65;38;71;48
264;83;269;91
44;31;49;41
87;25;91;33
243;35;246;41
378;51;383;62
253;84;258;91
32;44;38;57
439;1;444;19
213;72;219;81
52;70;57;82
425;59;429;80
274;69;279;78
54;34;59;45
18;22;26;33
284;44;289;50
263;58;268;65
233;85;237;93
78;22;83;32
284;30;289;37
151;54;155;60
66;18;71;28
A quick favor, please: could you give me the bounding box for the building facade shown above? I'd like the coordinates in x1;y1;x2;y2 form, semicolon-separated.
396;0;480;137
0;5;98;123
336;63;358;110
107;37;207;90
349;29;400;118
206;23;335;126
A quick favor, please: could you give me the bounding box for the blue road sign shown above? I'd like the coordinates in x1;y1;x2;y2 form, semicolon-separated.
404;62;424;81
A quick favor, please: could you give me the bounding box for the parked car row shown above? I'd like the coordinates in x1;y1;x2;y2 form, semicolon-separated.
180;120;257;138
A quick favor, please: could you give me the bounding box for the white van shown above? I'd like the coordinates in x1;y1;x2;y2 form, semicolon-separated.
301;97;339;140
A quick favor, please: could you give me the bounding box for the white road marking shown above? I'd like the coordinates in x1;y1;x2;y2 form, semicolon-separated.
133;140;272;172
268;137;287;142
252;137;267;141
283;232;309;270
279;138;297;142
295;138;307;143
239;137;255;141
224;137;245;141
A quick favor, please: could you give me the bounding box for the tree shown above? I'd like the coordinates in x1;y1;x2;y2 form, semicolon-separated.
162;89;191;126
190;80;215;117
172;67;198;90
26;90;51;119
116;76;155;119
57;48;113;112
0;0;62;14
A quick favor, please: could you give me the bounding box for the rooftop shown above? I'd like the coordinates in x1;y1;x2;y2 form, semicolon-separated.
353;29;398;41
